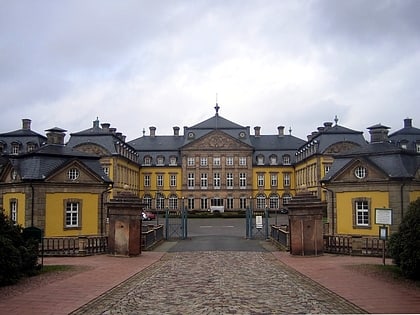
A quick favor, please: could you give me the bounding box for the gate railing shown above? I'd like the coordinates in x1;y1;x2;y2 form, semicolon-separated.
41;235;108;256
165;207;188;240
270;225;289;250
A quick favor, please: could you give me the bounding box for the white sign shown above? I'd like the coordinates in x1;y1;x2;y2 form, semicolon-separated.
375;208;393;225
256;215;263;229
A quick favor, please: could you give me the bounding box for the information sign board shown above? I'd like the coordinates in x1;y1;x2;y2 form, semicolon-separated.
375;208;392;225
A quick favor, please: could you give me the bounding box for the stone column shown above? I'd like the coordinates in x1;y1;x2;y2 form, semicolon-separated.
106;190;144;257
287;192;326;256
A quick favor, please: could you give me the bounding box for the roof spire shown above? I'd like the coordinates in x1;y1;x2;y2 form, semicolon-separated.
214;93;220;116
334;115;339;125
289;126;292;135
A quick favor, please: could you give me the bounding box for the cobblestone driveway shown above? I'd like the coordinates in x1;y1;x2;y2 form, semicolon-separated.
72;252;365;314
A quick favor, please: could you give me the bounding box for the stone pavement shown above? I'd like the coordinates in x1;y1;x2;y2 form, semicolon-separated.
1;242;420;314
71;251;364;315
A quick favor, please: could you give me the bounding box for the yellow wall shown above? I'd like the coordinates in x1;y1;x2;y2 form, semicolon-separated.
3;192;26;226
140;167;182;194
336;191;389;236
45;192;99;237
409;191;420;203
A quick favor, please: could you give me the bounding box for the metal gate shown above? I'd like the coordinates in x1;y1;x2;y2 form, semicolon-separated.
246;207;269;239
165;207;188;240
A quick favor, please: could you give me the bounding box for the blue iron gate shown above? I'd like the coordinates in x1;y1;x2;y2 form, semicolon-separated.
165;207;188;240
246;206;269;239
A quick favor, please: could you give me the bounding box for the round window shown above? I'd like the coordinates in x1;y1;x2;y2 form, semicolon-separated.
67;168;80;180
354;166;367;179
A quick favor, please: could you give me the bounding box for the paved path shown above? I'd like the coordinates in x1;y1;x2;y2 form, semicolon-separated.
71;251;364;314
1;240;420;314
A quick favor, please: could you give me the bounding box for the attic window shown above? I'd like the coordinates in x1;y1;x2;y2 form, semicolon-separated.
354;166;367;179
68;168;80;180
188;132;195;139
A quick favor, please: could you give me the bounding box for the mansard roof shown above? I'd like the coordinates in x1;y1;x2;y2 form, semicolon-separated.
8;144;111;182
67;118;136;155
389;118;420;152
299;122;366;154
322;141;419;182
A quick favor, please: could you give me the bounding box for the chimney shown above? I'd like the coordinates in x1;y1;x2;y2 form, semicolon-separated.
368;124;390;143
317;126;325;133
101;123;110;131
324;122;333;128
404;118;412;128
116;132;123;139
173;126;180;136
150;126;156;137
45;127;67;145
254;126;261;137
22;119;31;130
93;118;100;129
277;126;284;137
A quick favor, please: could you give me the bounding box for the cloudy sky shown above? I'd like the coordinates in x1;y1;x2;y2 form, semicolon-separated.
1;0;419;142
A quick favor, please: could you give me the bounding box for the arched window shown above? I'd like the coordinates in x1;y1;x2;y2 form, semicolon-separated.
142;194;153;209
268;193;280;209
143;156;152;166
282;154;291;165
269;155;278;165
257;155;265;165
256;193;266;209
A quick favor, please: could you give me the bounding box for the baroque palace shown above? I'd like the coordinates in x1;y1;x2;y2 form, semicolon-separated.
1;104;419;238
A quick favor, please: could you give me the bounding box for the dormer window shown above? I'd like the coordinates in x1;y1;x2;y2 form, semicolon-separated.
11;142;20;155
169;156;177;166
157;156;165;166
143;156;152;166
257;155;264;165
416;143;420;153
27;142;36;153
270;155;277;165
282;155;291;165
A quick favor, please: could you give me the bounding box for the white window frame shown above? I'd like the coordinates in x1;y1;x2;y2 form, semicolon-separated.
188;173;195;189
170;174;176;187
200;157;208;166
187;157;195;166
226;157;234;166
283;173;291;187
270;174;278;187
257;174;264;187
10;199;17;222
213;172;221;189
65;201;80;228
226;173;233;189
67;168;80;181
201;173;208;189
239;173;246;188
239;157;247;166
213;157;221;166
355;200;370;227
144;175;150;187
156;174;164;187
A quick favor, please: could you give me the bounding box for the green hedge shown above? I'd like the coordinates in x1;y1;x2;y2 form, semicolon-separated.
0;210;40;286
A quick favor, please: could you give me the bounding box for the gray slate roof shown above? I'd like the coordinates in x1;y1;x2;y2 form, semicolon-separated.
9;144;111;182
322;141;419;182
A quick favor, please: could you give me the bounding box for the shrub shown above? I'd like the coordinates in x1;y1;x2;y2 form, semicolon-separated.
388;198;420;280
0;210;40;286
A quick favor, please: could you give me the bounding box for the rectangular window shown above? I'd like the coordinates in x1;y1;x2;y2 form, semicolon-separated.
226;197;234;210
156;174;164;187
239;157;247;166
213;157;221;166
257;174;264;187
270;174;278;187
355;200;369;226
226;173;233;188
239;173;246;188
187;157;195;166
200;157;208;166
12;144;19;155
213;173;221;188
65;202;79;227
226;157;234;166
188;173;195;189
187;197;195;210
201;197;208;210
10;200;17;222
144;175;150;187
102;166;110;176
416;143;420;153
239;197;247;209
201;173;208;189
170;174;176;187
283;173;290;187
324;165;331;175
269;196;279;209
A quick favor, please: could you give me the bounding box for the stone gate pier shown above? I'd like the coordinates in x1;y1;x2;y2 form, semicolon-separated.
287;191;326;256
106;190;144;257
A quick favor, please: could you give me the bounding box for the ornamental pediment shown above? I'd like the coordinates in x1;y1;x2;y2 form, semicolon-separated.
331;159;388;183
182;130;252;151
